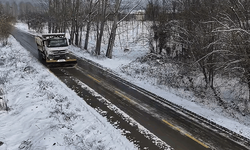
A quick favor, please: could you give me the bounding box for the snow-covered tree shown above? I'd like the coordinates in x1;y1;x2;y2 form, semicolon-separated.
213;0;250;105
0;14;15;46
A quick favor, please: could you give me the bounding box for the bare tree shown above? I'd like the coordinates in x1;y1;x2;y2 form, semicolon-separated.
0;2;15;44
105;0;122;58
0;15;15;46
170;0;223;90
213;0;250;103
84;0;99;50
106;0;142;58
95;0;108;55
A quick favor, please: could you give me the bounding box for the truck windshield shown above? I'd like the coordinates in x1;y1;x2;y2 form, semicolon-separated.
48;38;68;47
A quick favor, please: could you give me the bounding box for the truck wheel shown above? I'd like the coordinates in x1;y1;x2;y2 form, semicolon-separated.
38;50;46;60
42;52;46;60
38;49;42;59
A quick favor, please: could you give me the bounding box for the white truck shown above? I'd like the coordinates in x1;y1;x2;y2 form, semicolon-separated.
35;33;77;65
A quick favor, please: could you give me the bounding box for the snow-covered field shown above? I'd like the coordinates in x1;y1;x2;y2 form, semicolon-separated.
0;36;137;149
13;22;250;141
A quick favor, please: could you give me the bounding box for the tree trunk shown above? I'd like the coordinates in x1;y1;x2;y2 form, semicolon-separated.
84;21;91;50
95;21;105;55
247;72;250;101
106;19;118;58
75;19;79;46
95;0;108;55
84;0;93;50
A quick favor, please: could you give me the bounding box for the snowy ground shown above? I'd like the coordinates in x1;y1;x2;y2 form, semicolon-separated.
14;22;250;140
0;36;138;149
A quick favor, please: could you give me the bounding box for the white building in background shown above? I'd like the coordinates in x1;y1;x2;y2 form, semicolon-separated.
130;10;145;21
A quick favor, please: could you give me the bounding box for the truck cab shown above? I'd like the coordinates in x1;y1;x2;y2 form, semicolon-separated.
35;33;77;65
